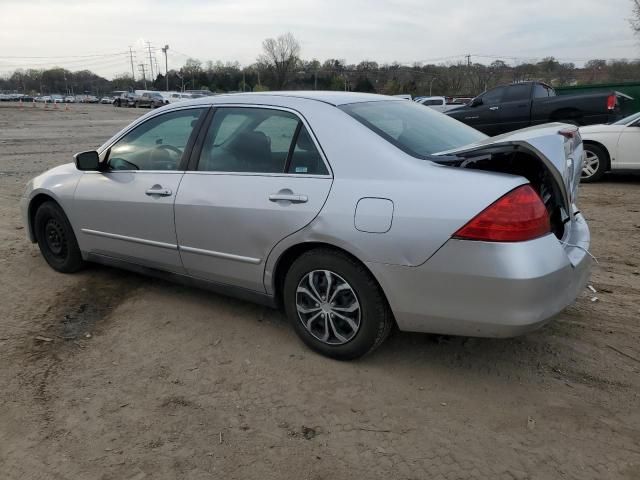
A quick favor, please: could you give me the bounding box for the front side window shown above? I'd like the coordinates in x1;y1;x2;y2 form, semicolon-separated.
107;108;204;171
480;87;505;104
340;100;486;157
198;107;327;175
503;84;531;102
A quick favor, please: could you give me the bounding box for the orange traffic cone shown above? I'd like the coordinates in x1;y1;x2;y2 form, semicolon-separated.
19;99;24;110
32;99;36;108
53;101;58;109
64;103;69;111
44;101;48;109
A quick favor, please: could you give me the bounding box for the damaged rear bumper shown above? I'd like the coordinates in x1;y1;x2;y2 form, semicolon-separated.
367;212;591;337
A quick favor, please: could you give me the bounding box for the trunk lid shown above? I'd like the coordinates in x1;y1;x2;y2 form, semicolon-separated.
433;123;584;239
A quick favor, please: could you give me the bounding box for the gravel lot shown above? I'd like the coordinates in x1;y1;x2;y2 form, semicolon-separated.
1;102;639;480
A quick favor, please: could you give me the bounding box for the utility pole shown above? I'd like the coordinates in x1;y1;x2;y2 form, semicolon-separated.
146;42;154;80
162;45;169;91
129;46;136;81
466;54;472;67
242;70;246;91
138;64;147;89
314;70;318;90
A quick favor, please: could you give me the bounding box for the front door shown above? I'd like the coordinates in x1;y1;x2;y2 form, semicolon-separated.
460;86;505;136
73;107;207;272
175;106;333;292
616;123;640;168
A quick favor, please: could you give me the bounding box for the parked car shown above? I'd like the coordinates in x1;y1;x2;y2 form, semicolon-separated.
135;91;169;108
447;81;630;136
416;96;458;113
64;96;76;103
100;96;113;104
20;92;590;360
578;111;640;182
162;91;193;103
393;94;412;100
37;95;52;103
113;92;137;108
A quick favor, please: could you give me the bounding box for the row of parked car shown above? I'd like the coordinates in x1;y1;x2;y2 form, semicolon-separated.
110;90;215;108
408;81;637;181
1;90;212;107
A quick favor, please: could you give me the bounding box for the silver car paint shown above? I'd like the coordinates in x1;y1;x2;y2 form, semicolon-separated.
175;172;332;291
74;171;186;273
22;92;591;338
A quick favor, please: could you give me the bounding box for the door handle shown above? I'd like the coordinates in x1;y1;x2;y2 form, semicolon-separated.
489;106;500;111
145;187;172;196
269;193;308;203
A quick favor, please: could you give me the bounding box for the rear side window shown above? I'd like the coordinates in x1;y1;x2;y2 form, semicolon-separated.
423;99;443;106
533;84;555;98
341;100;486;157
288;127;327;175
197;107;327;175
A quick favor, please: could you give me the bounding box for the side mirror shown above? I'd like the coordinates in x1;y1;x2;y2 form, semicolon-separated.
470;97;483;107
74;150;100;171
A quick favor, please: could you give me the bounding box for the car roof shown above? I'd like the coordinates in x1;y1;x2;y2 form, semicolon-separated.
178;91;400;107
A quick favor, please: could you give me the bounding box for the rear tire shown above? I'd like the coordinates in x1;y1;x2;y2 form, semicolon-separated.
283;249;393;360
34;201;84;273
581;143;607;183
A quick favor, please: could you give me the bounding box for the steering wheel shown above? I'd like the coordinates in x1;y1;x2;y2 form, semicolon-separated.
147;144;182;170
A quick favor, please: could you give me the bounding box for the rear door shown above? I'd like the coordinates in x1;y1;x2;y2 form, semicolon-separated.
174;106;333;292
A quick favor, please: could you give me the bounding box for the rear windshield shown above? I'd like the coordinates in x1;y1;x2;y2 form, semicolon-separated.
340;100;486;157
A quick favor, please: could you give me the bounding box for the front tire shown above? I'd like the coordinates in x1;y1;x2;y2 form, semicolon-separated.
283;249;393;360
581;144;607;183
34;201;84;273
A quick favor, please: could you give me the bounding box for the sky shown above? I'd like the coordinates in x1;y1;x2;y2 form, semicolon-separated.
0;0;638;79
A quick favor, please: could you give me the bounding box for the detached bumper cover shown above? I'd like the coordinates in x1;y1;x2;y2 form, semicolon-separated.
368;213;591;337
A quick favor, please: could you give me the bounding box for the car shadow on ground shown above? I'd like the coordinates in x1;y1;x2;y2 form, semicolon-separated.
73;262;574;385
599;171;640;183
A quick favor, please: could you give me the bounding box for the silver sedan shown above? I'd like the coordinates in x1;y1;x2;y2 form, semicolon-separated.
20;92;591;359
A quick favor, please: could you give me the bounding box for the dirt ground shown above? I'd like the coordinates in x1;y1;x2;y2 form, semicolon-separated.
0;102;639;480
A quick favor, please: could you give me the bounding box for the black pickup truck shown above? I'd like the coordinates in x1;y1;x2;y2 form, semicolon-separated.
446;81;629;136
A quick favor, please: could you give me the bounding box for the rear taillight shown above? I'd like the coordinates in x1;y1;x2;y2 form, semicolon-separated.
453;185;551;242
607;94;617;111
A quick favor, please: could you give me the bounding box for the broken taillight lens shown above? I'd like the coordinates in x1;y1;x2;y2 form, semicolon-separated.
453;185;551;242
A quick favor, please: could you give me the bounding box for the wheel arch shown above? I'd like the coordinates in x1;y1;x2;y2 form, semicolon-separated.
582;140;611;171
270;241;392;314
28;193;60;243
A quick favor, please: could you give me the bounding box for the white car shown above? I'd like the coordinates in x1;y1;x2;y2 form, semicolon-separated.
579;112;640;182
416;96;457;113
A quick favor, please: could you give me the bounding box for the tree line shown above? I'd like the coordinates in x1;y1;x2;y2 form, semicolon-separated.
2;33;640;97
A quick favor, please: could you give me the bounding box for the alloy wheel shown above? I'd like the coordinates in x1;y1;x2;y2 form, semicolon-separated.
582;150;600;179
296;270;361;345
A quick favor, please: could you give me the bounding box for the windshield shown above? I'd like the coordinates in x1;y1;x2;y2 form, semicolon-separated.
340;100;486;157
612;111;640;125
